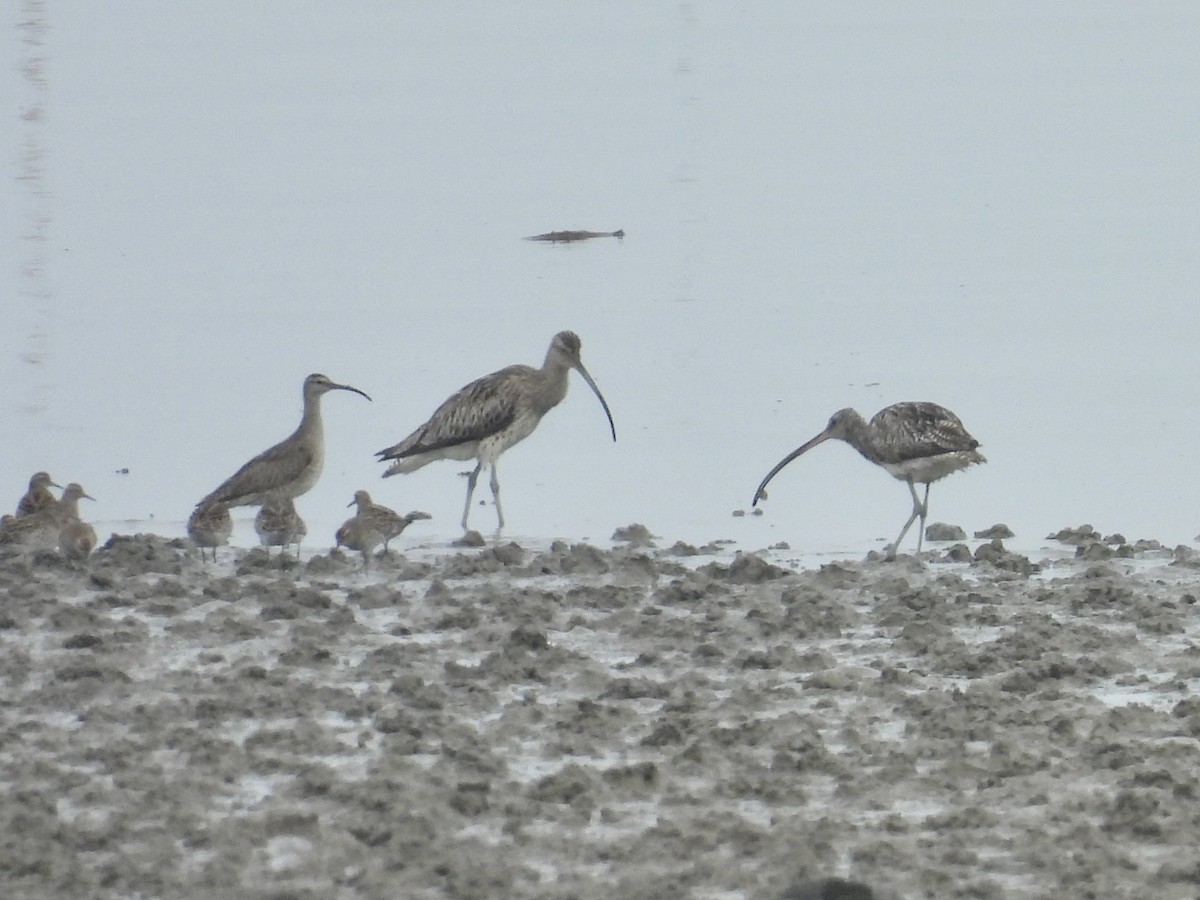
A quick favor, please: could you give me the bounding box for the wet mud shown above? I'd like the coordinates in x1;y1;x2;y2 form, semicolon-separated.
1;529;1198;899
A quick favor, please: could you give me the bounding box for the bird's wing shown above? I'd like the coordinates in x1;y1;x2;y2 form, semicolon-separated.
377;365;526;460
870;402;980;463
200;435;314;507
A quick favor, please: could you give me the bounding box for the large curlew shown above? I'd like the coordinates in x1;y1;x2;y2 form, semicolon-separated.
376;331;615;531
16;471;61;517
752;402;985;560
198;373;370;510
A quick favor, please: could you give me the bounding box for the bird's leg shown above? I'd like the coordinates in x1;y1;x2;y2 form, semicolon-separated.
916;482;931;554
461;462;482;530
887;480;924;561
490;463;504;530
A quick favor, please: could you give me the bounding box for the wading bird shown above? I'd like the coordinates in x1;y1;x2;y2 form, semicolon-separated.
376;331;616;531
198;373;371;510
752;402;985;560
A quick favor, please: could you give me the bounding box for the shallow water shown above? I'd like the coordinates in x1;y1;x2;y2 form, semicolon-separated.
4;5;1200;556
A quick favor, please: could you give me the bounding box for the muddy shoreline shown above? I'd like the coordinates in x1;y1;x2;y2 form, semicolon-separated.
1;531;1199;899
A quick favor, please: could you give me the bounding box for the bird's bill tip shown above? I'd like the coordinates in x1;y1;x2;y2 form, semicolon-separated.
575;363;617;441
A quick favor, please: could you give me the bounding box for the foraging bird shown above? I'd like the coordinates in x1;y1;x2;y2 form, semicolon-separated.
199;373;371;510
376;331;616;530
187;501;232;562
17;471;61;517
254;494;307;556
56;483;98;560
752;402;985;560
338;490;430;565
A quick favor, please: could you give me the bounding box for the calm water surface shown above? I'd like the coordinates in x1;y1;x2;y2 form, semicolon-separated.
4;4;1200;556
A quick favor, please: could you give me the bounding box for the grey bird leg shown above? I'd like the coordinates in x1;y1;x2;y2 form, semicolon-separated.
887;480;927;560
490;463;504;530
462;461;483;530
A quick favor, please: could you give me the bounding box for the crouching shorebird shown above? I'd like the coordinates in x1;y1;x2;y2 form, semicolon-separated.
187;502;232;562
17;472;61;517
254;495;307;556
57;483;99;560
196;373;371;514
376;331;616;531
752;402;985;560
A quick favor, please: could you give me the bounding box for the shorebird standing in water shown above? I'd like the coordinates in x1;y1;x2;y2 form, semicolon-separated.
753;402;985;560
336;490;430;568
196;372;370;513
376;331;616;531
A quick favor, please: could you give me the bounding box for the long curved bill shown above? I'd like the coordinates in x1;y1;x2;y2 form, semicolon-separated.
751;429;833;506
574;362;617;441
334;382;372;402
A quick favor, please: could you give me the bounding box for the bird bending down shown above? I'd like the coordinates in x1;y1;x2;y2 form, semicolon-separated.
752;402;985;560
57;483;99;560
187;502;232;562
376;331;616;531
198;373;371;510
17;472;61;517
254;494;307;556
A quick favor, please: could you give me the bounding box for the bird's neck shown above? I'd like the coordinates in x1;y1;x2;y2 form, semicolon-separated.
840;414;882;465
298;394;324;438
536;358;571;413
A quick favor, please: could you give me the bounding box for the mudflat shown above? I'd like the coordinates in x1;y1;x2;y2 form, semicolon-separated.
1;529;1198;899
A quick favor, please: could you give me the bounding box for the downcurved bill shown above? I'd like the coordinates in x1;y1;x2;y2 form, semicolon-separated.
333;382;372;402
751;429;833;506
575;363;617;441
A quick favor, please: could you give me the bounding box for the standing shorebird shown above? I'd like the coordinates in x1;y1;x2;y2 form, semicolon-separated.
339;490;430;560
56;483;98;560
16;472;61;517
187;502;232;562
752;402;985;560
335;496;429;569
376;331;616;531
254;495;308;556
198;373;371;510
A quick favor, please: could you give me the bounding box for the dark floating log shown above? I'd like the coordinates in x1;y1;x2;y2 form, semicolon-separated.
524;228;625;243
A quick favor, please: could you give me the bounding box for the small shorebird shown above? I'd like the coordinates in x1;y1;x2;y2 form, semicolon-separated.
187;502;232;562
376;331;616;531
56;483;98;560
199;373;371;510
752;402;985;560
254;495;307;556
337;490;430;567
16;471;61;517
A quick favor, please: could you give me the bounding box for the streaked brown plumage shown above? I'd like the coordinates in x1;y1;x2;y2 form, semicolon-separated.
199;373;370;510
376;331;616;531
753;402;985;559
336;490;430;568
56;483;98;560
187;501;232;562
254;495;307;556
17;471;61;517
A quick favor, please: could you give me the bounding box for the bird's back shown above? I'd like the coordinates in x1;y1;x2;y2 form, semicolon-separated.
869;402;980;465
202;427;317;508
378;364;531;461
